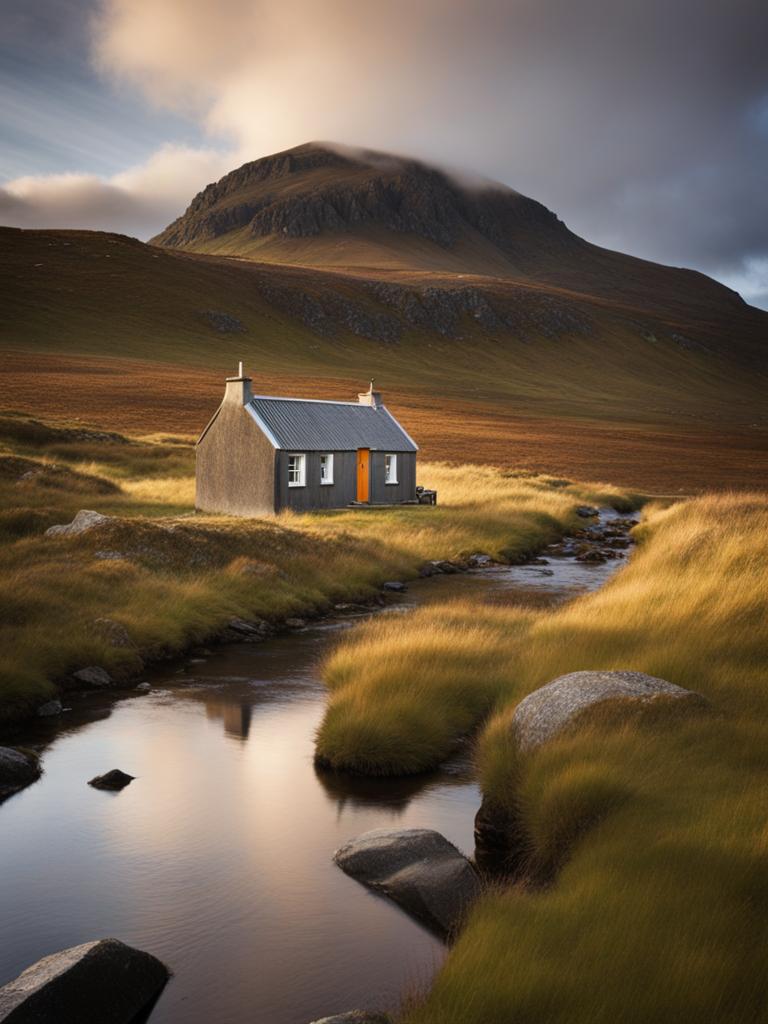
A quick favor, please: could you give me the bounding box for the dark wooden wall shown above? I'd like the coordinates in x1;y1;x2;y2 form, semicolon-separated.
370;451;417;504
276;449;417;510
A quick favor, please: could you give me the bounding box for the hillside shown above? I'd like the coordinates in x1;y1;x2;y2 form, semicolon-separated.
2;142;768;491
151;142;766;365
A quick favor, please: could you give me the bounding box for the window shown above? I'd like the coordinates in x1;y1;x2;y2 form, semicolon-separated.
319;453;334;485
385;453;398;484
288;453;306;487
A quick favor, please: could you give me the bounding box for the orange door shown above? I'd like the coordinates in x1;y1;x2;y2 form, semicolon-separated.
356;448;370;502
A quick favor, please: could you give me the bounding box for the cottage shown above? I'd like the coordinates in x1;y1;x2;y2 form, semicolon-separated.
196;365;419;516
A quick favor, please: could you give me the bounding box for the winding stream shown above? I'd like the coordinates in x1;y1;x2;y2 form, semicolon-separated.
0;512;630;1024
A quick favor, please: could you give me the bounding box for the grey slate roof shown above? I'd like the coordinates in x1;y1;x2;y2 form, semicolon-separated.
248;397;418;451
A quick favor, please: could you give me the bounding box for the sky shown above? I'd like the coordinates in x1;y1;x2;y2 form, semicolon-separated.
1;0;767;308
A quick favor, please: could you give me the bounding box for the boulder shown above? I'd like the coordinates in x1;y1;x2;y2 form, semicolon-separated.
220;617;273;643
285;617;307;629
309;1013;391;1024
0;747;41;800
37;700;62;718
135;682;151;693
45;510;111;538
92;618;133;648
468;553;492;567
512;670;706;752
333;828;481;938
72;666;114;689
0;937;169;1024
382;581;406;592
575;505;599;518
89;769;134;791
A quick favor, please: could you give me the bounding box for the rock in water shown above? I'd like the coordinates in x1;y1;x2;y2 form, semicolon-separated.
0;937;169;1023
88;769;134;791
382;581;406;592
0;747;41;801
309;1013;391;1024
333;828;481;938
512;670;706;751
44;509;111;538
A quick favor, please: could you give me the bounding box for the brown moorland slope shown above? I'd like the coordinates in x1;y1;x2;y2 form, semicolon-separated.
2;142;767;491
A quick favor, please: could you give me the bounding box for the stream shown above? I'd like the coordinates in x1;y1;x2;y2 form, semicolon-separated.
0;511;631;1024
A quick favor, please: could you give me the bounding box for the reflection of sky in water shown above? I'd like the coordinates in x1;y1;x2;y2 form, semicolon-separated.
0;630;473;1024
0;511;630;1023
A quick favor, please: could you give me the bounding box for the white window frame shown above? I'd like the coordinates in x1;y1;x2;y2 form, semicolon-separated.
319;453;334;485
385;453;398;485
287;453;306;487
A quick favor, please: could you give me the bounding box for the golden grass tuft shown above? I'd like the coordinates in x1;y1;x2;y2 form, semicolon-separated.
329;492;768;1024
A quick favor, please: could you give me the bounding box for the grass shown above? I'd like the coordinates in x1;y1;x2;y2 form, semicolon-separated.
315;493;768;1023
0;415;631;727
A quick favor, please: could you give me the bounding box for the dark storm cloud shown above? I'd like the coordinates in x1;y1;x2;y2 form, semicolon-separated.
2;0;767;305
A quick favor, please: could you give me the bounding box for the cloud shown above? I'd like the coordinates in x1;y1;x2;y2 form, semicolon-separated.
0;144;234;236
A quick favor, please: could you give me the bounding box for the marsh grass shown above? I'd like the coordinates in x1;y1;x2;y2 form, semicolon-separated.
0;416;627;725
319;493;768;1023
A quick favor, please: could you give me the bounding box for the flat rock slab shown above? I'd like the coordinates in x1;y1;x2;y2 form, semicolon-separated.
334;828;481;938
513;670;705;751
0;748;41;801
0;937;169;1024
309;1013;391;1024
89;769;134;791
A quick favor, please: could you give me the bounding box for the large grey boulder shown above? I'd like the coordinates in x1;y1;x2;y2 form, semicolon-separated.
309;1013;391;1024
45;510;110;538
333;828;481;938
0;747;41;801
0;937;169;1023
512;670;705;752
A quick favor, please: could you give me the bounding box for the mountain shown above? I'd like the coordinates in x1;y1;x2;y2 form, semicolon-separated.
150;142;765;365
2;142;767;490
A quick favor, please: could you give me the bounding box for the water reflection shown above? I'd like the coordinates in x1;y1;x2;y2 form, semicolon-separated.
315;755;475;817
205;699;252;740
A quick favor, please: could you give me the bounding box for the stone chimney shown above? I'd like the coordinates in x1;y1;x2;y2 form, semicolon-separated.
224;361;253;405
358;379;382;408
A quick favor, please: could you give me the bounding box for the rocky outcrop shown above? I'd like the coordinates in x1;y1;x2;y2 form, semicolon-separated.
88;769;134;791
45;510;111;538
0;938;169;1023
0;747;41;801
333;828;481;938
512;670;706;752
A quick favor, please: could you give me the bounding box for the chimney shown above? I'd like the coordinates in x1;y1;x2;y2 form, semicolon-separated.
358;379;382;408
224;361;253;405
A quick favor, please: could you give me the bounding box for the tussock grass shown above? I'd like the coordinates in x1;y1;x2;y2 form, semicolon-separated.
322;494;768;1023
0;415;629;726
